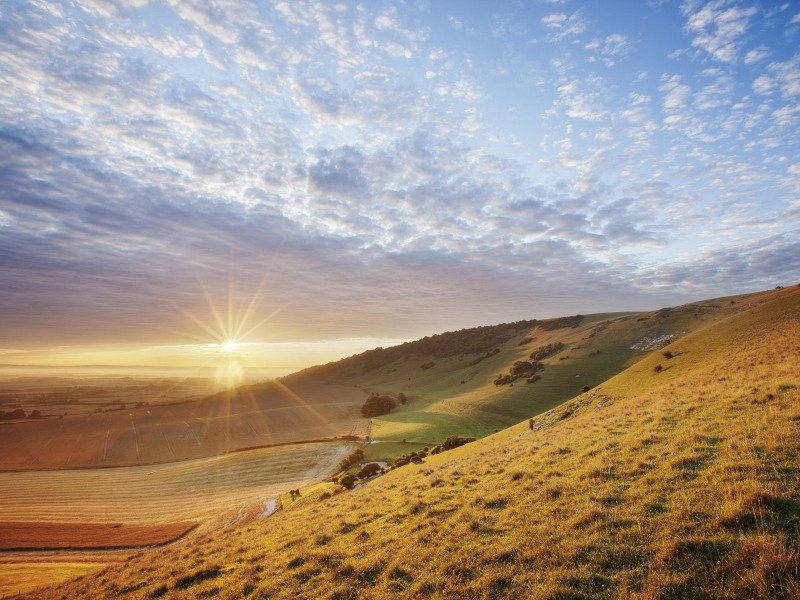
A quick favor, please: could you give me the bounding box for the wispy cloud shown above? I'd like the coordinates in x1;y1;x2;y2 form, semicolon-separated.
682;0;757;62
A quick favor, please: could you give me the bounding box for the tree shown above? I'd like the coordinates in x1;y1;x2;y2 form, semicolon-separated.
397;392;408;405
340;473;357;489
360;394;397;418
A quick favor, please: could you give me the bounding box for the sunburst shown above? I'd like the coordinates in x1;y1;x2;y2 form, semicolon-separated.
154;274;333;450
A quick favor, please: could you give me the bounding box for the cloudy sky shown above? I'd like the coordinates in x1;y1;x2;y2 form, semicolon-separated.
1;0;799;370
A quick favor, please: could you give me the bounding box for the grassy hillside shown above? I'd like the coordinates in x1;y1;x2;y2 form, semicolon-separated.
288;290;775;461
39;285;800;599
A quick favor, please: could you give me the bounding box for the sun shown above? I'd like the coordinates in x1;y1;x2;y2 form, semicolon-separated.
223;340;238;353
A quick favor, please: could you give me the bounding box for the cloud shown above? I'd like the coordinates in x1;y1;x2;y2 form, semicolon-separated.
744;45;770;64
542;12;587;41
557;79;608;120
682;0;757;62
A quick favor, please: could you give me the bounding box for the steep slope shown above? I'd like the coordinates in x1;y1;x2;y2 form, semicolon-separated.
41;285;800;599
286;289;779;461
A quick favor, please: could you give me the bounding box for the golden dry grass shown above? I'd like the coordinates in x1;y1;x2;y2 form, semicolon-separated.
31;286;800;599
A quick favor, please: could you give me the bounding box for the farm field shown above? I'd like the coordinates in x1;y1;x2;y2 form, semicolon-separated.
0;562;104;597
0;379;367;469
0;522;196;550
0;441;355;525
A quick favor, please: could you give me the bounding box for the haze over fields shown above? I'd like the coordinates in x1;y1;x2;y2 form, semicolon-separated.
1;0;800;598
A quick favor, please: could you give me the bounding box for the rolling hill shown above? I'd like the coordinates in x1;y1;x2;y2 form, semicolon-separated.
285;288;780;462
34;284;800;599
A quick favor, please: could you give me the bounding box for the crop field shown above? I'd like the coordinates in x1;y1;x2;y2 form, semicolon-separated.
0;522;196;550
0;441;355;525
0;380;367;469
0;562;104;597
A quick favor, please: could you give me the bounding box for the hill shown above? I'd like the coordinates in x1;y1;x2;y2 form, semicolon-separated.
285;288;777;462
37;284;800;599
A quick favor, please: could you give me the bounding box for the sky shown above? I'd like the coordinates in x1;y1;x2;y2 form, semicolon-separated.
1;0;799;371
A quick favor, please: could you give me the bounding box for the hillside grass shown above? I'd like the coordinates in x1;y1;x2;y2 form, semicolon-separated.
347;295;770;461
38;286;800;599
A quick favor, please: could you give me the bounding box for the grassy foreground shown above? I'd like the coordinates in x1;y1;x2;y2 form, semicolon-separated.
37;285;800;599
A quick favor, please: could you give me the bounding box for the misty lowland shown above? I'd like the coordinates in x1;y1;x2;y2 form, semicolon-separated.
2;1;800;599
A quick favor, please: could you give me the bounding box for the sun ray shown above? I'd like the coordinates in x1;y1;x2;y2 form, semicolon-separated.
268;378;330;426
177;307;225;343
232;272;271;340
236;304;289;341
227;277;234;342
196;276;228;343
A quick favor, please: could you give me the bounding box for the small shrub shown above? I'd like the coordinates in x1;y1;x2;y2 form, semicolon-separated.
654;364;663;373
529;342;565;361
337;448;364;472
528;419;534;430
420;361;436;370
356;462;382;480
340;474;357;489
410;501;427;515
662;350;673;359
581;385;590;393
